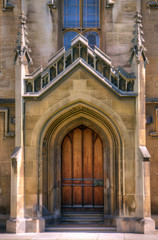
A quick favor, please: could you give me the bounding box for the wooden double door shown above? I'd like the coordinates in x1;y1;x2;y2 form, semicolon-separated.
61;126;104;212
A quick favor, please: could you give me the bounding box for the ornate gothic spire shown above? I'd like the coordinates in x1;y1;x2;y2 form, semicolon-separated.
130;11;148;64
15;12;33;65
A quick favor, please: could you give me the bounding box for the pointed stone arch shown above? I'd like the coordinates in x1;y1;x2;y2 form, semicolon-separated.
32;100;131;223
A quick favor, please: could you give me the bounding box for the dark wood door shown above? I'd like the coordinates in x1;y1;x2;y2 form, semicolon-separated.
61;126;104;212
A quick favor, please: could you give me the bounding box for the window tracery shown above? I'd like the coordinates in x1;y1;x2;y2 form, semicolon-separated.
63;0;100;50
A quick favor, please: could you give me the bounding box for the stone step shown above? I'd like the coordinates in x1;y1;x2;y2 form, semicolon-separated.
62;213;103;218
61;213;104;222
46;225;117;232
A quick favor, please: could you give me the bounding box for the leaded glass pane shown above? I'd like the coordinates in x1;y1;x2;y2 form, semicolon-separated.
84;31;99;49
64;0;80;27
83;0;99;27
64;31;78;50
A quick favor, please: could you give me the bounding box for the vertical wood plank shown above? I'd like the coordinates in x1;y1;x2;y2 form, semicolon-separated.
62;136;72;179
62;136;72;205
83;128;93;178
83;128;93;205
61;126;104;211
73;128;82;205
94;136;103;206
73;128;82;206
73;128;82;178
94;187;104;205
94;136;103;179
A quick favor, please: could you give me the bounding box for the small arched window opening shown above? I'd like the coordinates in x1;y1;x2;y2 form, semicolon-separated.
64;31;78;50
83;31;99;49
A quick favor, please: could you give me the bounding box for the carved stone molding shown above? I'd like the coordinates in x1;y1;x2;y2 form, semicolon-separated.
47;0;56;9
106;0;116;8
2;0;14;11
15;12;33;66
139;146;151;162
130;11;148;64
147;1;158;9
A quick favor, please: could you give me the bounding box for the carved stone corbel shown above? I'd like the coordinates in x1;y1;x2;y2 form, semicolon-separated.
2;0;14;11
147;0;158;8
106;0;116;8
47;0;56;9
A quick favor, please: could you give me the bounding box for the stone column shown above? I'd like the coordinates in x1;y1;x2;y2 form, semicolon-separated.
117;10;155;233
6;12;45;233
6;147;26;233
135;147;155;233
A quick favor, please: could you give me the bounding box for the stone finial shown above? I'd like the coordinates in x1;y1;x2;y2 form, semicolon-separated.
15;12;33;66
130;11;148;64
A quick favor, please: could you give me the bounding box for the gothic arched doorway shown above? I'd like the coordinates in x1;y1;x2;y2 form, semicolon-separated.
61;125;104;213
41;106;121;223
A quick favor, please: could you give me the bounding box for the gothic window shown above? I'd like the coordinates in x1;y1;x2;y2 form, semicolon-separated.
63;0;100;50
64;31;78;50
64;0;80;27
83;0;99;27
83;31;99;49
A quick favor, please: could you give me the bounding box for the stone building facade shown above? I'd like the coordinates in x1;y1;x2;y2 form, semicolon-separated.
0;0;158;234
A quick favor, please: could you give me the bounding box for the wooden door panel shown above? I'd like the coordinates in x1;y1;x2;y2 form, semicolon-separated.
94;137;103;179
83;128;93;179
61;136;72;205
73;186;82;206
94;187;104;206
62;186;72;205
84;186;93;205
83;128;93;206
73;128;82;179
61;126;104;212
62;136;72;179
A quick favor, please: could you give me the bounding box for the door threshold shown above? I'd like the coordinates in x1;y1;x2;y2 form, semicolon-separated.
46;223;117;232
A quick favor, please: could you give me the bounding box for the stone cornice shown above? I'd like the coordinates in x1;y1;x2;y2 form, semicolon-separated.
23;59;137;100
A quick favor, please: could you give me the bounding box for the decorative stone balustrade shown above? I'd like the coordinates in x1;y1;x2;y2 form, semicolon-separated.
24;35;135;97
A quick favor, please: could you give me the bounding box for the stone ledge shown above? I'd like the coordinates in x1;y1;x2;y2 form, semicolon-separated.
106;0;116;8
2;1;14;11
116;217;155;234
150;132;158;137
47;0;56;9
6;217;45;233
147;1;158;8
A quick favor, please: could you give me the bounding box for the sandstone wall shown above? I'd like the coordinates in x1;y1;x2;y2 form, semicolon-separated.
0;0;19;227
21;0;137;72
24;69;136;217
142;0;158;214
